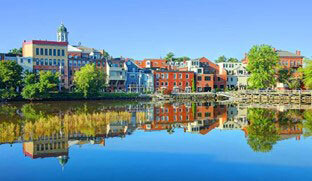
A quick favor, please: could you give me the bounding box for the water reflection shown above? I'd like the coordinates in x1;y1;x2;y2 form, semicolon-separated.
0;101;310;168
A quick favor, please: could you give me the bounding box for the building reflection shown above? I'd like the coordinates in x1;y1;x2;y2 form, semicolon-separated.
0;102;309;164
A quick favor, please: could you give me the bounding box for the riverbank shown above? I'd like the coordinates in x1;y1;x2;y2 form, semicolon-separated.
1;92;152;102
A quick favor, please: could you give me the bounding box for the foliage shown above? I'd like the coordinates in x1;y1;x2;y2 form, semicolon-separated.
277;69;301;89
74;64;106;98
246;45;279;89
303;110;312;137
9;48;22;55
215;55;227;63
192;79;196;92
164;52;175;62
299;58;312;89
0;61;23;100
101;50;110;59
246;108;279;152
227;57;239;62
21;71;59;100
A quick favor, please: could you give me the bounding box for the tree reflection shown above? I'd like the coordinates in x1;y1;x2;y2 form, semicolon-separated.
303;110;312;137
246;108;279;153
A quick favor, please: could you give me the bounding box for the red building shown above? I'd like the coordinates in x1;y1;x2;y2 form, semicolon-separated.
194;57;227;91
153;70;195;93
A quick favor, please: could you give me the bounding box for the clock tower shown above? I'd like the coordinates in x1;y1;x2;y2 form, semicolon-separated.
57;23;69;42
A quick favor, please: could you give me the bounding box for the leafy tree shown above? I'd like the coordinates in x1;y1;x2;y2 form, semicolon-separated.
176;56;190;62
0;61;23;100
246;45;279;89
101;50;110;59
21;71;59;100
74;64;106;98
246;108;279;152
9;48;22;55
299;58;312;89
215;55;227;63
277;68;301;89
227;57;239;62
164;52;175;62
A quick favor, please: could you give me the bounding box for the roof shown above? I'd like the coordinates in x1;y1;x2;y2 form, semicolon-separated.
73;45;100;54
23;40;68;46
68;45;82;52
154;70;194;73
276;50;303;58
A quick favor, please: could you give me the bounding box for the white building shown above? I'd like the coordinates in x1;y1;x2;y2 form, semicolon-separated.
218;62;249;89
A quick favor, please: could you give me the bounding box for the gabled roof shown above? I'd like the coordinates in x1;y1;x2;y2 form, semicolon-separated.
73;45;100;54
276;50;303;58
68;45;82;52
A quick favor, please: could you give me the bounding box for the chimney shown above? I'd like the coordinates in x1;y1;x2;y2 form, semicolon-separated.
296;50;301;56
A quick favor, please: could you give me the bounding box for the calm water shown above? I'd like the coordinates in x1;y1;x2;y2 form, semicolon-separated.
0;101;312;181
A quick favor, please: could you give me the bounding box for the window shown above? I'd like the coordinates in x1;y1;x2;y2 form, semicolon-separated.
53;59;56;65
62;49;65;56
36;48;39;55
161;73;164;79
165;73;168;79
179;73;182;78
197;113;202;117
57;49;60;56
49;59;52;66
174;82;176;86
20;59;23;63
45;49;48;55
218;77;220;81
174;73;177;79
53;49;56;56
198;69;202;73
156;73;160;79
179;82;182;86
57;59;60;66
49;49;52;56
205;76;211;81
214;85;218;89
40;48;44;55
28;59;31;64
40;59;44;65
36;59;39;65
45;59;48;65
198;76;202;81
230;77;233;81
73;61;77;66
186;82;189;86
205;112;211;117
61;59;64;66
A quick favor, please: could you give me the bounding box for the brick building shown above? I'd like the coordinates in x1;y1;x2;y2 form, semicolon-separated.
186;57;227;92
153;70;195;93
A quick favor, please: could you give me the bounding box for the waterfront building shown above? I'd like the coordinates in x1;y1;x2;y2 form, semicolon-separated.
0;53;33;73
22;40;69;89
153;70;194;93
185;57;227;92
67;45;106;89
125;60;154;93
217;62;249;90
106;59;127;92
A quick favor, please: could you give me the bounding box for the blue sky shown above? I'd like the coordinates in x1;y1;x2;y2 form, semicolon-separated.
0;0;311;60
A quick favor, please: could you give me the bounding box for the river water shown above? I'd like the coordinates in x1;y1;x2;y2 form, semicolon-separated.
0;100;312;180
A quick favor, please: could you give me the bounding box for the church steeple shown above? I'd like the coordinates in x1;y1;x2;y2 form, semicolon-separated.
57;23;69;42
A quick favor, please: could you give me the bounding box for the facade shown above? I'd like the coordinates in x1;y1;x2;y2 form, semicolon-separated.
153;70;194;93
218;62;249;89
0;53;33;73
22;40;69;89
125;60;154;93
106;59;127;92
186;57;227;92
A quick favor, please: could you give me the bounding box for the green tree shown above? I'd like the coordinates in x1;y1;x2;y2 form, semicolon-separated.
164;52;175;62
176;56;190;62
246;45;279;89
227;57;239;62
299;58;312;89
215;55;227;63
246;108;279;152
21;71;59;100
0;61;23;100
74;64;106;98
9;48;22;55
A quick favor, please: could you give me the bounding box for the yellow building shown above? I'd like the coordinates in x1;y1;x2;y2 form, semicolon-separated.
22;40;69;89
